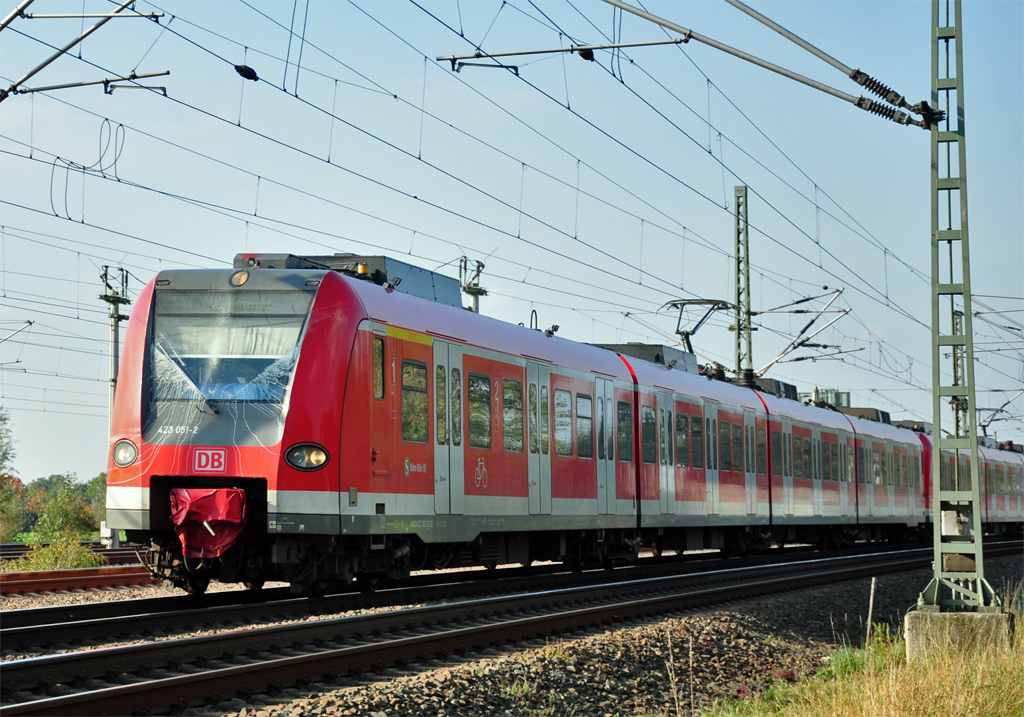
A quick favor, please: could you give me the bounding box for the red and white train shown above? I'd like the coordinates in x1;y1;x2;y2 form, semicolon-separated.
106;254;1024;593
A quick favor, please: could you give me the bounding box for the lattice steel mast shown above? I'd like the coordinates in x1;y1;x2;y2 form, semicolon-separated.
917;0;999;613
734;186;754;386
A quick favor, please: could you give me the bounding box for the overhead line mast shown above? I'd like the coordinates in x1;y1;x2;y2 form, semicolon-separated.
917;0;998;613
734;186;754;386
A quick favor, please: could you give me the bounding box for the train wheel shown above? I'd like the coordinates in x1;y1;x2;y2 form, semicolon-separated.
358;575;384;593
305;578;330;598
184;572;210;595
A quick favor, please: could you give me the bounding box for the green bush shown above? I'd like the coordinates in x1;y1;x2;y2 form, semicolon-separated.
0;536;108;573
34;474;94;541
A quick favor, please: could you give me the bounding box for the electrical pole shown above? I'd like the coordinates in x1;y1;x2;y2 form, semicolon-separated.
734;185;754;386
917;0;999;614
459;257;487;313
100;267;130;430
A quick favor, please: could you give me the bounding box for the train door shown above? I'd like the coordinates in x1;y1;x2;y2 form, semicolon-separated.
812;431;823;517
526;362;552;515
886;441;895;517
868;442;876;516
838;434;850;517
705;402;720;515
657;392;675;516
432;341;465;515
743;410;756;514
596;378;616;515
782;418;793;516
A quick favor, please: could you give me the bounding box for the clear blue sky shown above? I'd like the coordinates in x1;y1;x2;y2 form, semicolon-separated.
1;0;1021;483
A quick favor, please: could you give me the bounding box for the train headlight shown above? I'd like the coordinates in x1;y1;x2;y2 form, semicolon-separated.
285;443;329;471
112;439;138;468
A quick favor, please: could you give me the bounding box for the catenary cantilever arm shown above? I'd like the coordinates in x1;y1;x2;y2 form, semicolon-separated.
600;0;940;128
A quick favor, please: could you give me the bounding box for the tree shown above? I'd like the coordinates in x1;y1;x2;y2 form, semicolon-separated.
0;408;14;475
0;474;28;542
85;472;107;528
33;473;93;541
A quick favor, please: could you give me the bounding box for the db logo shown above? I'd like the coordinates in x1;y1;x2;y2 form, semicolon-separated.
193;448;227;473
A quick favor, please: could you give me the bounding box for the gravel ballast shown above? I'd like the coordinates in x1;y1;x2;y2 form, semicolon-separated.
180;554;1021;717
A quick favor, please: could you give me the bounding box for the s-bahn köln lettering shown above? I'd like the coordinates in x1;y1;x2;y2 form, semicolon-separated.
105;253;1024;594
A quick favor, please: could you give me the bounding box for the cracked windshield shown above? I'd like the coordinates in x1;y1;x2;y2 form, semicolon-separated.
151;289;315;404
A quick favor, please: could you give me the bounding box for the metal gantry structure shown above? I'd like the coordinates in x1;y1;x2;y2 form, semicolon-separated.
918;0;999;613
100;266;130;430
733;186;754;386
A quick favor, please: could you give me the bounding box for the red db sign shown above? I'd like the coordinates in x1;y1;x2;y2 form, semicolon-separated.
193;448;226;474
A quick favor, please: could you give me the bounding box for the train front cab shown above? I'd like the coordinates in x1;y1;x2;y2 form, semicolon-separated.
106;268;365;593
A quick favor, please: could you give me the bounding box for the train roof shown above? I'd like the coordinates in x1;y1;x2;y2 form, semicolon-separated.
343;271;633;382
345;273;939;447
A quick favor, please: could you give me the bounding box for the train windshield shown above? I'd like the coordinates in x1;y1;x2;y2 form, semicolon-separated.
151;290;315;404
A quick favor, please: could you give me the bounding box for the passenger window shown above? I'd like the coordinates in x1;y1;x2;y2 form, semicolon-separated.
468;373;491;449
793;434;803;478
606;399;614;460
401;360;428;443
435;365;447;446
719;421;732;472
756;427;767;475
528;384;539;455
831;442;839;482
732;423;743;474
676;413;689;467
857;446;865;484
540;386;549;455
554;389;572;457
617;401;633;462
503;379;523;452
666;411;673;465
451;368;462;447
691;415;704;468
770;430;781;476
641;405;657;464
711;419;718;471
373;337;385;400
784;433;791;476
597;397;605;460
803;438;812;480
577;394;594;459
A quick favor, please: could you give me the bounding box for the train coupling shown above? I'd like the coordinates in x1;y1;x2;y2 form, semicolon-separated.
169;487;247;558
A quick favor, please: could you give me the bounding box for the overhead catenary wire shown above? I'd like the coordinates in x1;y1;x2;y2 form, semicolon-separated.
6;0;1015;440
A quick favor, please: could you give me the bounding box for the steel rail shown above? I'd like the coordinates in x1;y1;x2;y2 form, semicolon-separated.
0;566;155;596
0;542;900;646
5;544;1018;716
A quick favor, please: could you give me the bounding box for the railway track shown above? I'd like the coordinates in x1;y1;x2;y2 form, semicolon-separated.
2;541;1018;717
0;566;155;597
0;542;906;652
0;542;140;566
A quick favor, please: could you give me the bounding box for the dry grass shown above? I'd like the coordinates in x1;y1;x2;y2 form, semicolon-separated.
703;584;1024;717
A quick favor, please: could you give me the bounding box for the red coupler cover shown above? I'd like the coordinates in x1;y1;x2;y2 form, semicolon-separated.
169;487;247;558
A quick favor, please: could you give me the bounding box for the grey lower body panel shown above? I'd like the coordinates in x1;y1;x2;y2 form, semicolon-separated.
269;513;639;543
106;509;150;531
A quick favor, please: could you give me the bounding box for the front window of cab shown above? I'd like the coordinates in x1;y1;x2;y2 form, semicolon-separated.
151;290;315;404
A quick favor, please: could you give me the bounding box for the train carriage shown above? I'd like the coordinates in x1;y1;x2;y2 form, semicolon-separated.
105;254;1024;593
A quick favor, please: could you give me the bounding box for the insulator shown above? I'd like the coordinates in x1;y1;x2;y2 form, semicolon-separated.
866;101;896;121
862;75;894;101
